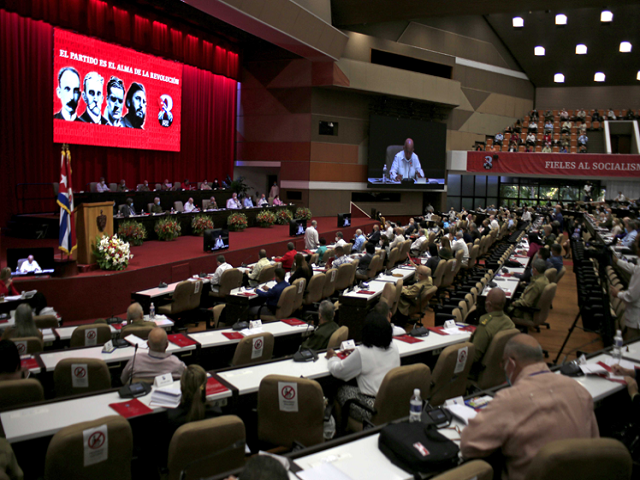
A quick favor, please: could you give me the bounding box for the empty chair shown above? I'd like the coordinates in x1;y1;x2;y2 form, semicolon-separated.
209;304;226;329
158;281;202;319
342;243;352;256
33;314;58;329
260;285;297;323
209;269;243;299
439;259;457;292
385;247;399;270
256;265;276;285
327;326;349;350
54;358;111;398
474;328;520;390
44;415;133;480
0;379;44;410
430;342;475;406
334;263;356;292
10;336;44;354
257;375;324;449
379;282;395;307
291;278;306;314
524;438;632;480
322;269;338;299
231;332;275;366
166;416;245;480
431;260;447;289
389;279;404;316
431;460;493;480
303;273;326;306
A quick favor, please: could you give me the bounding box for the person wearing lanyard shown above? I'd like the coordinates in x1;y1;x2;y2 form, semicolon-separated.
461;334;599;480
610;235;640;341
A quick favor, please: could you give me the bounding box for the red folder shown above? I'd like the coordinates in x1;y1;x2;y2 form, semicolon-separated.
21;357;39;370
357;290;376;295
109;398;154;418
425;326;448;335
460;325;477;333
281;318;306;326
168;333;198;347
336;350;353;360
0;318;9;324
111;323;124;330
206;377;229;396
394;334;423;344
222;332;244;340
238;292;255;297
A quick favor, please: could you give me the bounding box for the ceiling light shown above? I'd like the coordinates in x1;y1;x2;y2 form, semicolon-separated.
594;72;605;82
620;42;632;53
512;17;524;28
534;46;545;56
575;44;587;55
555;14;567;25
554;73;565;83
601;10;613;22
637;71;640;81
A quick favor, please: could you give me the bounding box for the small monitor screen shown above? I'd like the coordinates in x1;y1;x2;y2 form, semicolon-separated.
338;213;351;228
204;228;229;252
290;219;307;237
7;248;55;275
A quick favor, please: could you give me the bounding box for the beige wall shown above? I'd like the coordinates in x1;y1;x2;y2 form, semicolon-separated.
536;86;640;111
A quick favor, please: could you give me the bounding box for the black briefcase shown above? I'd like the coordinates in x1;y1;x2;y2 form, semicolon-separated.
378;421;459;477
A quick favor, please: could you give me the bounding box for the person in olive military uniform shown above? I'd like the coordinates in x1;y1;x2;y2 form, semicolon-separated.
471;288;514;367
541;225;556;246
395;266;432;323
507;259;549;323
150;197;163;214
301;300;339;351
120;302;157;338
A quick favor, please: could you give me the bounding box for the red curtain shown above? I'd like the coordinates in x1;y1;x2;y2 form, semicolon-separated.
0;9;238;227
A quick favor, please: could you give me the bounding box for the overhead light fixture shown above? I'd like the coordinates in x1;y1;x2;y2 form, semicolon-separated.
637;71;640;81
620;41;632;53
554;73;565;83
594;72;605;82
575;44;587;55
555;14;567;25
512;17;524;28
534;46;545;56
601;10;613;22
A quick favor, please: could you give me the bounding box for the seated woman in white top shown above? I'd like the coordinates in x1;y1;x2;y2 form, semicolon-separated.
326;313;400;422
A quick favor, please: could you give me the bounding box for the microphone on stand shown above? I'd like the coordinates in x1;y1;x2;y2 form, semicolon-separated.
118;343;152;398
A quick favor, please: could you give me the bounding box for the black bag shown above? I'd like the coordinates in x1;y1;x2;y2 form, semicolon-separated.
378;421;459;477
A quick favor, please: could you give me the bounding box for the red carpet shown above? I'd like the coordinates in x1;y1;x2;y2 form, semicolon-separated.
3;216;377;323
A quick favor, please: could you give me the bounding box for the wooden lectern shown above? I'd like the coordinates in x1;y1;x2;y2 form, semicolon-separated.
76;202;114;265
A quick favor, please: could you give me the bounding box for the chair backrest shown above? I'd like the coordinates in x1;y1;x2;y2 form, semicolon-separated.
147;202;155;212
322;249;335;265
431;460;493;480
327;326;349;350
452;248;464;276
390;278;404;315
44;415;133;480
556;266;566;284
164;281;194;315
430;342;475;406
477;328;520;390
440;259;457;289
188;280;203;310
218;269;244;297
379;282;395;307
0;379;44;410
467;244;480;268
372;364;432;425
211;304;226;328
432;260;447;288
257;375;324;449
34;314;58;329
231;332;275;366
386;247;399;269
308;253;319;266
89;182;98;192
167;415;245;480
292;278;306;313
155;183;162;191
342;243;352;256
109;182;118;192
265;285;297;322
401;239;412;258
202;199;211;209
173;201;184;212
376;250;387;273
524;438;632;480
545;268;557;283
11;336;44;355
54;358;112;398
334;263;356;291
119;325;154;340
532;283;557;327
304;273;326;305
322;269;338;299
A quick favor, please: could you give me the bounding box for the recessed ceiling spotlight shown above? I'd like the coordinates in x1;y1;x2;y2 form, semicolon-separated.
512;17;524;28
554;73;565;83
555;14;567;25
575;44;587;55
601;10;613;22
620;41;632;53
594;72;606;82
534;46;545;56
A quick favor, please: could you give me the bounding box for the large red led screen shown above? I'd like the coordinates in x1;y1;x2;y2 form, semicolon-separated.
53;28;182;151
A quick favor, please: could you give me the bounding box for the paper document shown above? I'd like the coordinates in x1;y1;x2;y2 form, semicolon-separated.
240;327;264;337
297;463;354;480
445;404;478;425
149;386;181;408
600;357;635;370
124;335;148;349
579;364;608;375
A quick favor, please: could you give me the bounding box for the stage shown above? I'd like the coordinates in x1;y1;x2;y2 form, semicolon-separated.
3;216;377;323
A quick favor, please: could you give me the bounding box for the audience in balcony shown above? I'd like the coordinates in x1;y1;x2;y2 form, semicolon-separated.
591;110;603;122
578;133;588;147
529;109;539;122
560;145;568;153
544;110;554;122
513;119;522;133
625;109;636;120
561;120;572;134
542;143;552;153
607;108;616;120
575;108;586;122
525;133;536;147
527;120;538;132
511;132;520;145
508;143;518;153
494;132;504;145
543;120;554;134
559;108;569;121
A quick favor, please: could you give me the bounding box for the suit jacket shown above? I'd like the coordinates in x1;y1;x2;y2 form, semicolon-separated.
122;114;142;129
301;321;339;351
256;280;289;308
79;111;108;124
510;274;549;323
150;204;163;214
54;111;82;121
368;230;381;245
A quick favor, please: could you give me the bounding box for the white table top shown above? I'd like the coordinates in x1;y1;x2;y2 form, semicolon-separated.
341;280;388;300
54;317;173;341
558;353;627;403
135;277;209;299
622;341;640;363
190;321;311;348
230;280;277;299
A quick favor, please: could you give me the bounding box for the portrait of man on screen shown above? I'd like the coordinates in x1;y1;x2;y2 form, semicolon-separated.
122;82;146;129
79;72;107;125
54;66;81;122
102;76;125;127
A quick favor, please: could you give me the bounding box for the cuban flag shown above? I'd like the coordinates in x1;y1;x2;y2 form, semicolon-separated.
57;145;77;254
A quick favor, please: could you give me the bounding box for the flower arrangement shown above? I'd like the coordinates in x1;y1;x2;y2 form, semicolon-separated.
275;209;293;225
191;214;214;235
295;207;312;221
117;220;147;246
256;209;277;228
93;234;133;271
227;212;248;231
155;217;182;241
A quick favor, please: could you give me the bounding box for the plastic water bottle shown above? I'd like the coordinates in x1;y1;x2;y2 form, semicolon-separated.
149;303;156;319
409;388;422;423
612;329;623;360
382;164;388;183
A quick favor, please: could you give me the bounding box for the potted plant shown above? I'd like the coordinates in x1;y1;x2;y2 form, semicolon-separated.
227;212;248;231
191;214;214;235
93;234;133;271
295;207;312;221
275;209;293;225
117;220;147;246
256;209;277;228
154;217;182;241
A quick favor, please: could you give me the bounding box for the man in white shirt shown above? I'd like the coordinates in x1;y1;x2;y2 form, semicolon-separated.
385;223;394;241
335;232;347;247
389;228;405;251
489;215;499;230
616;191;627;202
452;231;470;267
183;198;197;213
96;177;110;193
248;249;271;287
243;195;254;208
521;208;532;222
409;229;427;256
210;255;232;292
304;220;319;250
390;138;424;181
226;193;241;209
19;255;42;274
213;236;225;250
257;194;269;207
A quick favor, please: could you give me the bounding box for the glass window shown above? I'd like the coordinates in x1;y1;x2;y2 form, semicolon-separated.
539;186;559;202
487;176;499;196
500;184;519;199
487;197;498;208
461;175;475;195
447;196;461;211
461;197;474;210
560;187;579;201
448;175;461;196
519;185;538;199
475;176;487;197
